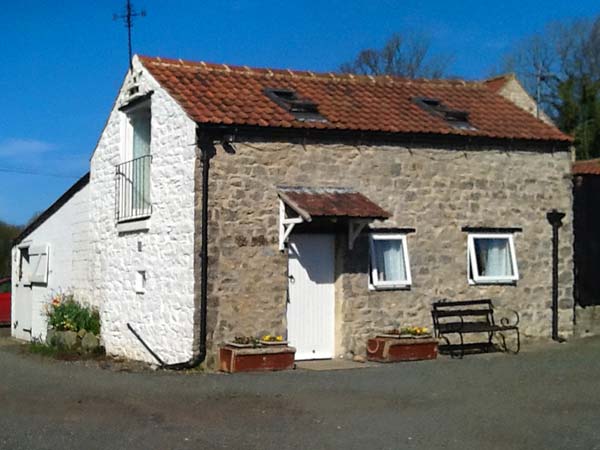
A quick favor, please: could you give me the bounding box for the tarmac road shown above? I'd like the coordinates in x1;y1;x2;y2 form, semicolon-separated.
0;331;599;450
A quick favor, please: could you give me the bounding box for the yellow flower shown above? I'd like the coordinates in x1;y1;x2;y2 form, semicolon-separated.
276;336;283;341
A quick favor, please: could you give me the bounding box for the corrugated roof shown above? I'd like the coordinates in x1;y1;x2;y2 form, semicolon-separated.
278;187;390;220
139;56;572;144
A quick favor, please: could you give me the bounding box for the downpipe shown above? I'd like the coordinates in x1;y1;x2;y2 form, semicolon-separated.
127;133;214;369
547;209;566;343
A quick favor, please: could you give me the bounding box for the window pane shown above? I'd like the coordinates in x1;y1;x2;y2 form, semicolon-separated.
474;238;513;277
131;113;151;210
374;239;407;282
132;114;151;159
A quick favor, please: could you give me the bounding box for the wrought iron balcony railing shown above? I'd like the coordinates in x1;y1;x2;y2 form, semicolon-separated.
115;155;152;222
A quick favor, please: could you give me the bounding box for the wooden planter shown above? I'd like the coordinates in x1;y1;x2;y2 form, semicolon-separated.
366;337;438;363
219;345;296;373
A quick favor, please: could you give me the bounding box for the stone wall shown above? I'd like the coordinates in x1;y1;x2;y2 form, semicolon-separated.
202;140;573;364
496;76;554;126
89;56;197;364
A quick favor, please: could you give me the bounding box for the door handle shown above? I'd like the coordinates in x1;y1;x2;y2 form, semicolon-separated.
288;274;295;283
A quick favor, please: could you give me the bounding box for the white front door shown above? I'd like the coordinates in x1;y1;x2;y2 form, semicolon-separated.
287;234;335;360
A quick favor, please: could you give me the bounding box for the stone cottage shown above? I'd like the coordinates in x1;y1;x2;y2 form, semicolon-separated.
12;55;574;368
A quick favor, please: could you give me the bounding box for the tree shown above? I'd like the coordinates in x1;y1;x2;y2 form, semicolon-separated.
556;77;600;160
340;33;452;79
0;221;22;278
498;16;600;159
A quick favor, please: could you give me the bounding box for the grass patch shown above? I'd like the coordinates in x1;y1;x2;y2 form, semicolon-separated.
27;341;105;361
28;341;60;358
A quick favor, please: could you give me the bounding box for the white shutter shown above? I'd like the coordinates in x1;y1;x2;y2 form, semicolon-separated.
29;245;49;284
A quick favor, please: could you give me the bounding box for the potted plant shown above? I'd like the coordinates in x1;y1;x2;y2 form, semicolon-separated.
220;333;295;373
226;336;261;348
367;325;437;363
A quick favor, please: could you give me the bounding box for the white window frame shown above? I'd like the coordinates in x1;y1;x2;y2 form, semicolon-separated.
369;233;412;289
122;101;151;162
17;244;31;287
467;233;519;285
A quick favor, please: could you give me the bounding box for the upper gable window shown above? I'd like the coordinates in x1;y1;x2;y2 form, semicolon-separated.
414;97;476;131
467;233;519;284
116;100;152;222
369;233;412;289
264;88;327;122
130;108;151;160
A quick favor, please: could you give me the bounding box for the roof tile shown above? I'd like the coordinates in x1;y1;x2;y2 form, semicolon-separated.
573;159;600;175
278;187;391;220
139;56;572;143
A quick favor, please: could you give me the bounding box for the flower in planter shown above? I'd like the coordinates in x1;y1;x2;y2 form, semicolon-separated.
261;334;284;342
400;326;430;336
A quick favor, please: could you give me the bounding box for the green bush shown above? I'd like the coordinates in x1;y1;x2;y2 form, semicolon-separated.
47;293;100;335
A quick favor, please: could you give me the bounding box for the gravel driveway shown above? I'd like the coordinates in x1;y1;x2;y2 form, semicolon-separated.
1;333;599;450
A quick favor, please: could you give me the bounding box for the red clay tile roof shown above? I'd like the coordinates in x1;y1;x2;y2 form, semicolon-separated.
139;55;572;143
573;159;600;175
483;74;513;93
278;187;390;220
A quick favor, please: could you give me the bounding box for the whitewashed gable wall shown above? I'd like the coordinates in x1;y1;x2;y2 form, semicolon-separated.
89;56;197;364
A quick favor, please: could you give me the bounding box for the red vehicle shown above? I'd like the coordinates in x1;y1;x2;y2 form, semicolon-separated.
0;277;10;325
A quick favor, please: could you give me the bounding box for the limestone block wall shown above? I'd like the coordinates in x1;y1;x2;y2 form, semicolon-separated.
203;140;573;362
497;77;554;126
89;56;197;364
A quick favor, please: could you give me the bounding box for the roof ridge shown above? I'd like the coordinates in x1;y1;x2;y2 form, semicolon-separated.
137;54;485;88
483;73;516;83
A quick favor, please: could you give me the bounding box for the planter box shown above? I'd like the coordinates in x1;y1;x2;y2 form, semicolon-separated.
219;345;296;373
366;337;438;363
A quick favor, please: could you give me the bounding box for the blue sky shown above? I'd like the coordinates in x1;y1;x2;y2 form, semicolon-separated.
1;0;598;225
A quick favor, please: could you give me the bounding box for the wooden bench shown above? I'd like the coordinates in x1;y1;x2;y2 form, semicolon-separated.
431;299;520;357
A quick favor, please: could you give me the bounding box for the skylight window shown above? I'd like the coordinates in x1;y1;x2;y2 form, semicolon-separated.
414;97;476;131
264;88;327;122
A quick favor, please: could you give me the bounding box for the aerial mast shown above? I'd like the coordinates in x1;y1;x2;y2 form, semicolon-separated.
113;0;146;71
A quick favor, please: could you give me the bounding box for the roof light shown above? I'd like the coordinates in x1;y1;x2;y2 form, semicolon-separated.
414;97;476;131
264;88;327;122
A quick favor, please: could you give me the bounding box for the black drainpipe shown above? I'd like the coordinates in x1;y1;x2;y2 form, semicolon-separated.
128;130;214;369
547;209;566;343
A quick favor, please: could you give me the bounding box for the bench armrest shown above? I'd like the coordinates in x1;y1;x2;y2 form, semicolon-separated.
496;308;520;327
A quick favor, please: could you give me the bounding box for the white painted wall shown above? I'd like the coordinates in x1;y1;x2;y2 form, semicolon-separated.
89;56;197;364
11;183;91;341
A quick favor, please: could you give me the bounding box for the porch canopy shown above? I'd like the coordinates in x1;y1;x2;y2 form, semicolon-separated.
277;186;391;250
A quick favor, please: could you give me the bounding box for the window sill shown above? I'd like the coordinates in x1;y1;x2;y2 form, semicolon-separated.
369;283;411;291
117;217;150;234
468;279;518;286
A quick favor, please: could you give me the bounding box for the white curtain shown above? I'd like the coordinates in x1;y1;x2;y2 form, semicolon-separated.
374;240;407;282
475;238;513;277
